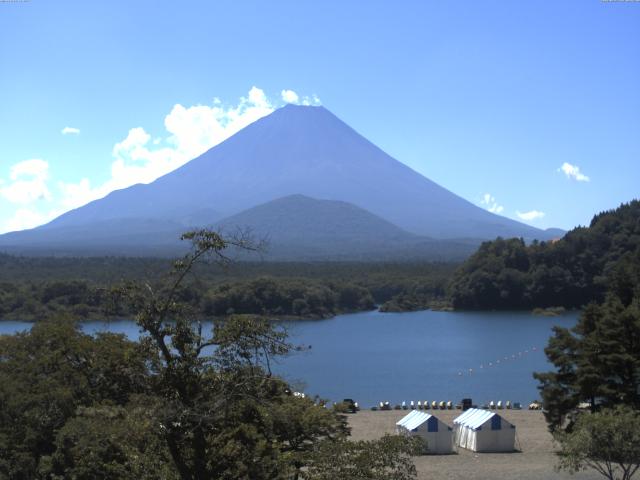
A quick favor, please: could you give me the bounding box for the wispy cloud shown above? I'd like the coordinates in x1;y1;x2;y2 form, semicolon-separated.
480;193;504;214
301;94;321;106
516;210;545;221
558;162;589;182
61;126;80;135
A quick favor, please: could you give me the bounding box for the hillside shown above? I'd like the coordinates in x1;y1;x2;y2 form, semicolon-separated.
448;200;640;309
214;194;477;260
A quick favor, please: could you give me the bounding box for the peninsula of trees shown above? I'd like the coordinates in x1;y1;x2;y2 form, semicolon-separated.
0;258;454;321
448;200;640;310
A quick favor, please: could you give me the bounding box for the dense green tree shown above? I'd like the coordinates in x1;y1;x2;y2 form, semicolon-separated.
268;396;350;477
448;238;532;309
303;434;423;480
114;230;359;479
534;294;640;431
201;277;374;318
0;252;458;321
0;310;356;480
0;318;151;479
42;403;176;480
534;249;640;431
0;229;424;480
555;406;640;480
449;200;640;310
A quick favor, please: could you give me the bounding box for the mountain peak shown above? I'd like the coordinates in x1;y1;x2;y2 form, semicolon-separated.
268;104;329;119
280;103;325;111
252;103;340;132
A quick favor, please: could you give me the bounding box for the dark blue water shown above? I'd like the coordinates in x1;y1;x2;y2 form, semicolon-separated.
0;310;577;407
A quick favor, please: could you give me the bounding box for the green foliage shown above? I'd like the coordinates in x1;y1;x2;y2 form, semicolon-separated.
555;406;640;480
0;318;151;479
0;280;111;321
203;277;374;318
43;403;176;480
303;434;423;480
112;230;349;479
0;258;457;320
449;201;640;310
268;395;350;473
0;229;424;478
534;248;640;431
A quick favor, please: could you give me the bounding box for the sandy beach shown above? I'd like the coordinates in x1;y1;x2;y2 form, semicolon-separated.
348;409;601;480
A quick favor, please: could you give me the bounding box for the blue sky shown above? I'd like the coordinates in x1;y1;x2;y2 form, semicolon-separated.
0;0;638;233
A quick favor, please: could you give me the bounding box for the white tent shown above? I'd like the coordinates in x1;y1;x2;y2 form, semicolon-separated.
395;410;454;454
453;408;516;452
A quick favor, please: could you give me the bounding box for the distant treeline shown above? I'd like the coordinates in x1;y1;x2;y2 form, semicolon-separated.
202;278;374;318
448;200;640;310
0;259;456;321
2;201;637;319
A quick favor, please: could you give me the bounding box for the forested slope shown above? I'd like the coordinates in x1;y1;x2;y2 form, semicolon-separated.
448;200;640;309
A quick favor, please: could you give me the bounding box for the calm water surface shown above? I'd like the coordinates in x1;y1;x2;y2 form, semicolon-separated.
0;310;578;407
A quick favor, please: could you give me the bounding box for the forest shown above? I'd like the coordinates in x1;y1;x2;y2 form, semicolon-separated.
0;201;638;322
0;257;455;321
448;200;640;310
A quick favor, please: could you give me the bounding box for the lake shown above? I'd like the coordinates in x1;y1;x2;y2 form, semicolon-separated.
0;309;578;407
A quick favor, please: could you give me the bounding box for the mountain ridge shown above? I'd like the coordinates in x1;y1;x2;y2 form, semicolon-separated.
0;194;480;260
212;194;478;261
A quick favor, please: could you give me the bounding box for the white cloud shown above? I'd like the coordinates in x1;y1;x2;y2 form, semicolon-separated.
0;159;51;204
61;126;80;135
558;162;590;182
281;89;299;104
9;159;48;180
59;86;278;210
480;193;504;214
301;94;322;106
516;210;545;221
57;178;94;210
2;86;321;232
2;208;54;233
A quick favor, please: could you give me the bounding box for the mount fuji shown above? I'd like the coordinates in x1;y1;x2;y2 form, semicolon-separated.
0;105;559;258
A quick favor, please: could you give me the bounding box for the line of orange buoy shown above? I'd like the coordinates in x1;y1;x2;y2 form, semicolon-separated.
456;346;539;377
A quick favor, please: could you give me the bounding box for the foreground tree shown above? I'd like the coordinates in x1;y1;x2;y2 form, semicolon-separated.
555;406;640;480
117;230;420;479
535;246;640;478
43;402;176;480
534;274;640;431
0;318;151;479
115;230;348;479
0;230;421;479
303;434;424;480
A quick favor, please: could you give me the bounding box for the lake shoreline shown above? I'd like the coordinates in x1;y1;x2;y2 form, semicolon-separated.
1;310;578;406
0;305;582;324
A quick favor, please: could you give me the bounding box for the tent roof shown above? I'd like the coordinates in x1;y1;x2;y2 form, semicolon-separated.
453;408;504;431
396;410;438;431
